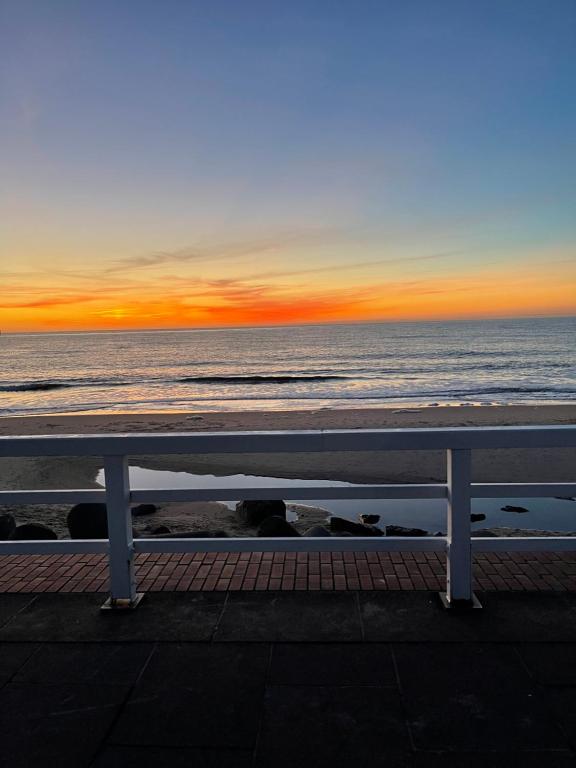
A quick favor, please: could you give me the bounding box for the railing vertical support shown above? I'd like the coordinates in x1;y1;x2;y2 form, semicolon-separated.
444;448;477;607
102;455;141;609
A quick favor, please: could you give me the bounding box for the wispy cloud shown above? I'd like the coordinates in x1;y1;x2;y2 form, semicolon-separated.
104;229;345;274
0;294;99;309
240;250;461;281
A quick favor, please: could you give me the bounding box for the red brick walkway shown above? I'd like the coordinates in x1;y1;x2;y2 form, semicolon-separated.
1;551;576;593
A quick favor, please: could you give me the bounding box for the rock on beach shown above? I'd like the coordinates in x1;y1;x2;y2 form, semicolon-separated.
131;504;158;517
385;525;428;537
359;514;381;525
0;514;16;540
258;516;300;537
13;523;58;540
236;499;287;526
330;516;383;536
67;503;109;539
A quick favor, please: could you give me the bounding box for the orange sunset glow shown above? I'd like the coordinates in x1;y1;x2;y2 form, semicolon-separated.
2;241;575;332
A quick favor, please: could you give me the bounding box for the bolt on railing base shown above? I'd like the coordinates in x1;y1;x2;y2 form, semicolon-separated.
100;593;145;611
438;592;482;610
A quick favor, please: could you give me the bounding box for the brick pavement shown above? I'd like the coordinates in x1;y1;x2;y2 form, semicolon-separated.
1;550;575;593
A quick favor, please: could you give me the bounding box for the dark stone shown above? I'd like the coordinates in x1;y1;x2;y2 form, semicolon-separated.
13;523;58;540
303;525;332;537
519;643;576;685
235;499;286;526
254;686;407;766
258;516;300;537
501;505;529;513
92;746;252;768
538;688;576;752
330;517;383;536
214;592;363;642
555;496;576;502
152;530;228;538
385;525;428;537
15;643;153;685
471;513;486;523
0;644;38;688
359;592;478;642
359;514;380;525
451;592;576;642
0;593;227;642
409;753;575;767
360;592;576;643
394;644;565;751
0;513;16;540
150;525;171;535
131;504;158;517
0;595;37;628
0;682;129;768
111;644;269;748
269;643;397;686
67;502;108;539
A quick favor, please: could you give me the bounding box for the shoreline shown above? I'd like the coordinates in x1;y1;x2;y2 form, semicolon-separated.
3;398;576;421
1;404;575;487
3;402;576;429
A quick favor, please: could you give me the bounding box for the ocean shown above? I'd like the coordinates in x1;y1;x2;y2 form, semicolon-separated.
1;316;575;416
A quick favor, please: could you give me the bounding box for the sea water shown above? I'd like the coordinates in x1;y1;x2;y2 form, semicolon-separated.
1;316;575;415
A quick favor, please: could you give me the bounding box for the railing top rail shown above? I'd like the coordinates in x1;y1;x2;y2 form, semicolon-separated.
1;424;575;457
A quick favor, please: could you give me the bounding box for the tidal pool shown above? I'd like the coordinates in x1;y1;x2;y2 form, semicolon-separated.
96;466;576;533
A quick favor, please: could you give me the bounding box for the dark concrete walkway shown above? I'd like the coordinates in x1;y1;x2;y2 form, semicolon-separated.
1;591;576;767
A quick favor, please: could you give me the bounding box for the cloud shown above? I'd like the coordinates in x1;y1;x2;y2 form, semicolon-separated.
0;294;99;309
104;229;343;274
127;249;462;294
240;250;461;281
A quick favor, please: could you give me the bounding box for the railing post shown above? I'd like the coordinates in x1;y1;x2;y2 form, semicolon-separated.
102;455;141;609
444;448;477;608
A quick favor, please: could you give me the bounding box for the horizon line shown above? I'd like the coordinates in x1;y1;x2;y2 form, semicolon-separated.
3;312;575;336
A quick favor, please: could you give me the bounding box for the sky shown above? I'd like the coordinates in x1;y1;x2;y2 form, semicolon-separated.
1;0;575;332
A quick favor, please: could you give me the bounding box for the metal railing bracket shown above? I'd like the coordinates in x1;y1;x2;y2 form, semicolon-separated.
100;593;145;611
438;592;483;610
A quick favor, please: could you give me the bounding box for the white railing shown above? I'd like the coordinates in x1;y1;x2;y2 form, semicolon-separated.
1;426;576;608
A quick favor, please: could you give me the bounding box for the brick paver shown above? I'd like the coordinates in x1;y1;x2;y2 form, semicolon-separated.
1;551;575;593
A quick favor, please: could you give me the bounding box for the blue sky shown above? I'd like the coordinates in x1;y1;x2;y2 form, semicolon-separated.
1;0;575;329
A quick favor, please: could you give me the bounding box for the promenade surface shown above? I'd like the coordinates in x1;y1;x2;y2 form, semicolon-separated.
1;551;576;594
1;589;576;767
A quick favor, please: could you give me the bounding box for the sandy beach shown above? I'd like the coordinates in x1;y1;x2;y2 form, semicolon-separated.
2;404;576;484
1;404;575;537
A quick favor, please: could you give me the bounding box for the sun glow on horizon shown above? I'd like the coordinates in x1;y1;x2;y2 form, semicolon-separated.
2;241;575;333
